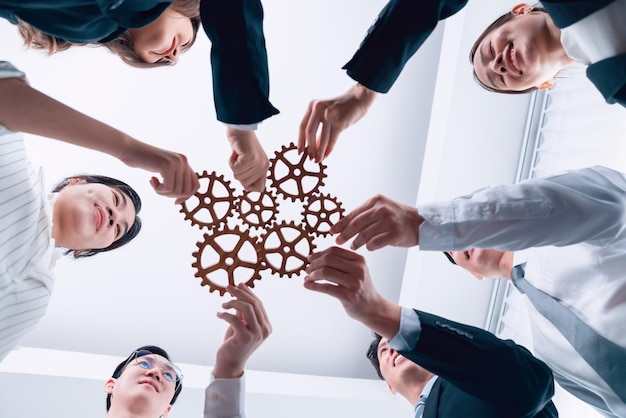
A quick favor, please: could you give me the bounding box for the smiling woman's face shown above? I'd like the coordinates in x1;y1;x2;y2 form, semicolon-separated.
128;8;194;64
472;7;564;92
51;179;136;251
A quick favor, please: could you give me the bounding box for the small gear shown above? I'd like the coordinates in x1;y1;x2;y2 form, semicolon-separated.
259;220;316;278
268;142;327;202
301;193;345;237
191;226;265;296
179;171;236;230
236;189;280;229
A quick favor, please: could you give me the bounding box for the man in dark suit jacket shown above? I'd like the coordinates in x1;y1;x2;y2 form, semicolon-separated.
298;0;626;162
304;246;558;418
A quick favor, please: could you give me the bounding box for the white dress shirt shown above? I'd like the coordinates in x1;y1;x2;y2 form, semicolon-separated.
560;0;626;65
418;166;626;418
0;63;57;362
205;374;246;418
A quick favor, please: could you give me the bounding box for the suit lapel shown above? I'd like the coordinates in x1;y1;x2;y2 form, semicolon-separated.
421;378;443;417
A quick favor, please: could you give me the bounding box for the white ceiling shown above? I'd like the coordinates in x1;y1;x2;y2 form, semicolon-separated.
0;1;534;417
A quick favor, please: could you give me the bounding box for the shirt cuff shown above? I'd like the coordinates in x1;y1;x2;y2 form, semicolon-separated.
388;307;422;352
205;373;245;418
417;202;456;251
224;123;259;131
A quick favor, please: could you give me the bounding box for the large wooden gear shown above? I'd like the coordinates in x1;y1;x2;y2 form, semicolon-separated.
191;226;264;296
180;142;344;296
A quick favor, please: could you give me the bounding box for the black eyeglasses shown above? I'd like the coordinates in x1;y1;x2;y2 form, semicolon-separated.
129;350;183;383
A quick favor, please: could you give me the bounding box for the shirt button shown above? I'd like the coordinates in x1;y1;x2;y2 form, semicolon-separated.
209;393;219;401
432;215;442;224
109;0;125;10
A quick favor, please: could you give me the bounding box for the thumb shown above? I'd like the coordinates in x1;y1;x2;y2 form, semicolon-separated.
149;176;162;191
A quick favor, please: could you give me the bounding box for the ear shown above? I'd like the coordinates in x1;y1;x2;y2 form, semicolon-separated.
511;3;532;15
66;177;86;186
537;77;556;90
387;382;397;395
104;377;116;394
161;405;172;418
471;272;485;281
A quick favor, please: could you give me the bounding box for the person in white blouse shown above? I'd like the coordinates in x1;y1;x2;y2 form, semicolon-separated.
105;284;271;418
0;61;145;361
329;165;626;418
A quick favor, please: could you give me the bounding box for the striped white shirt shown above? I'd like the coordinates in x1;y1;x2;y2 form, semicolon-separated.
0;62;56;362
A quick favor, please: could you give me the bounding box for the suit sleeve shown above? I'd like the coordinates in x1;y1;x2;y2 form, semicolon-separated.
342;0;468;93
418;166;626;251
586;54;626;108
200;0;279;124
400;310;555;417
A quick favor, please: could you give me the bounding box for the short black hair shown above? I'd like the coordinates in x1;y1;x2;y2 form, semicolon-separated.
106;345;182;411
366;333;385;380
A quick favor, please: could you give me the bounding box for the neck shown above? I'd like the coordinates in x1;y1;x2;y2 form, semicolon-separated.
398;372;435;406
499;251;515;280
545;16;575;68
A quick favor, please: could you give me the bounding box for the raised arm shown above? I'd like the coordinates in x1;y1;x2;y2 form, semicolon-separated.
204;283;272;418
418;165;626;251
304;246;555;417
0;71;199;203
299;0;468;161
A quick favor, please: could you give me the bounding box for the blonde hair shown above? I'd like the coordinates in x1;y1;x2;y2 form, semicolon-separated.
16;0;200;67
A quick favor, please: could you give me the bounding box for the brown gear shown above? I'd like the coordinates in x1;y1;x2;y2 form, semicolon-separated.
301;193;345;237
268;142;327;202
259;220;316;278
179;170;236;230
236;189;280;229
191;226;265;296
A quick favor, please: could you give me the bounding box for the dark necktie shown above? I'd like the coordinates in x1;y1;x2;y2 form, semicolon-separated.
511;263;626;403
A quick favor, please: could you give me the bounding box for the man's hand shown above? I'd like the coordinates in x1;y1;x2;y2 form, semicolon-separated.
213;283;272;379
303;246;400;338
298;84;377;163
331;195;424;251
227;128;269;192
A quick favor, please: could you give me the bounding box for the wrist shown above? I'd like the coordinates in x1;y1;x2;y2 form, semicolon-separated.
212;362;245;379
358;295;401;340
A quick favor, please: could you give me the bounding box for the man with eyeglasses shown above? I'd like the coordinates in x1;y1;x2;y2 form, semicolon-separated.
326;165;626;418
104;283;271;418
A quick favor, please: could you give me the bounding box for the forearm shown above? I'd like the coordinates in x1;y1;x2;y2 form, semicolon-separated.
419;166;626;251
343;0;468;93
201;0;279;124
0;77;135;161
403;310;554;414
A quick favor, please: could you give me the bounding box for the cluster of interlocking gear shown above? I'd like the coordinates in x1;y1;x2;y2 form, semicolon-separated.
181;142;344;296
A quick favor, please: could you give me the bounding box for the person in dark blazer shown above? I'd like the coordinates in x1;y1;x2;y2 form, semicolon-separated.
304;246;558;418
298;0;626;163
